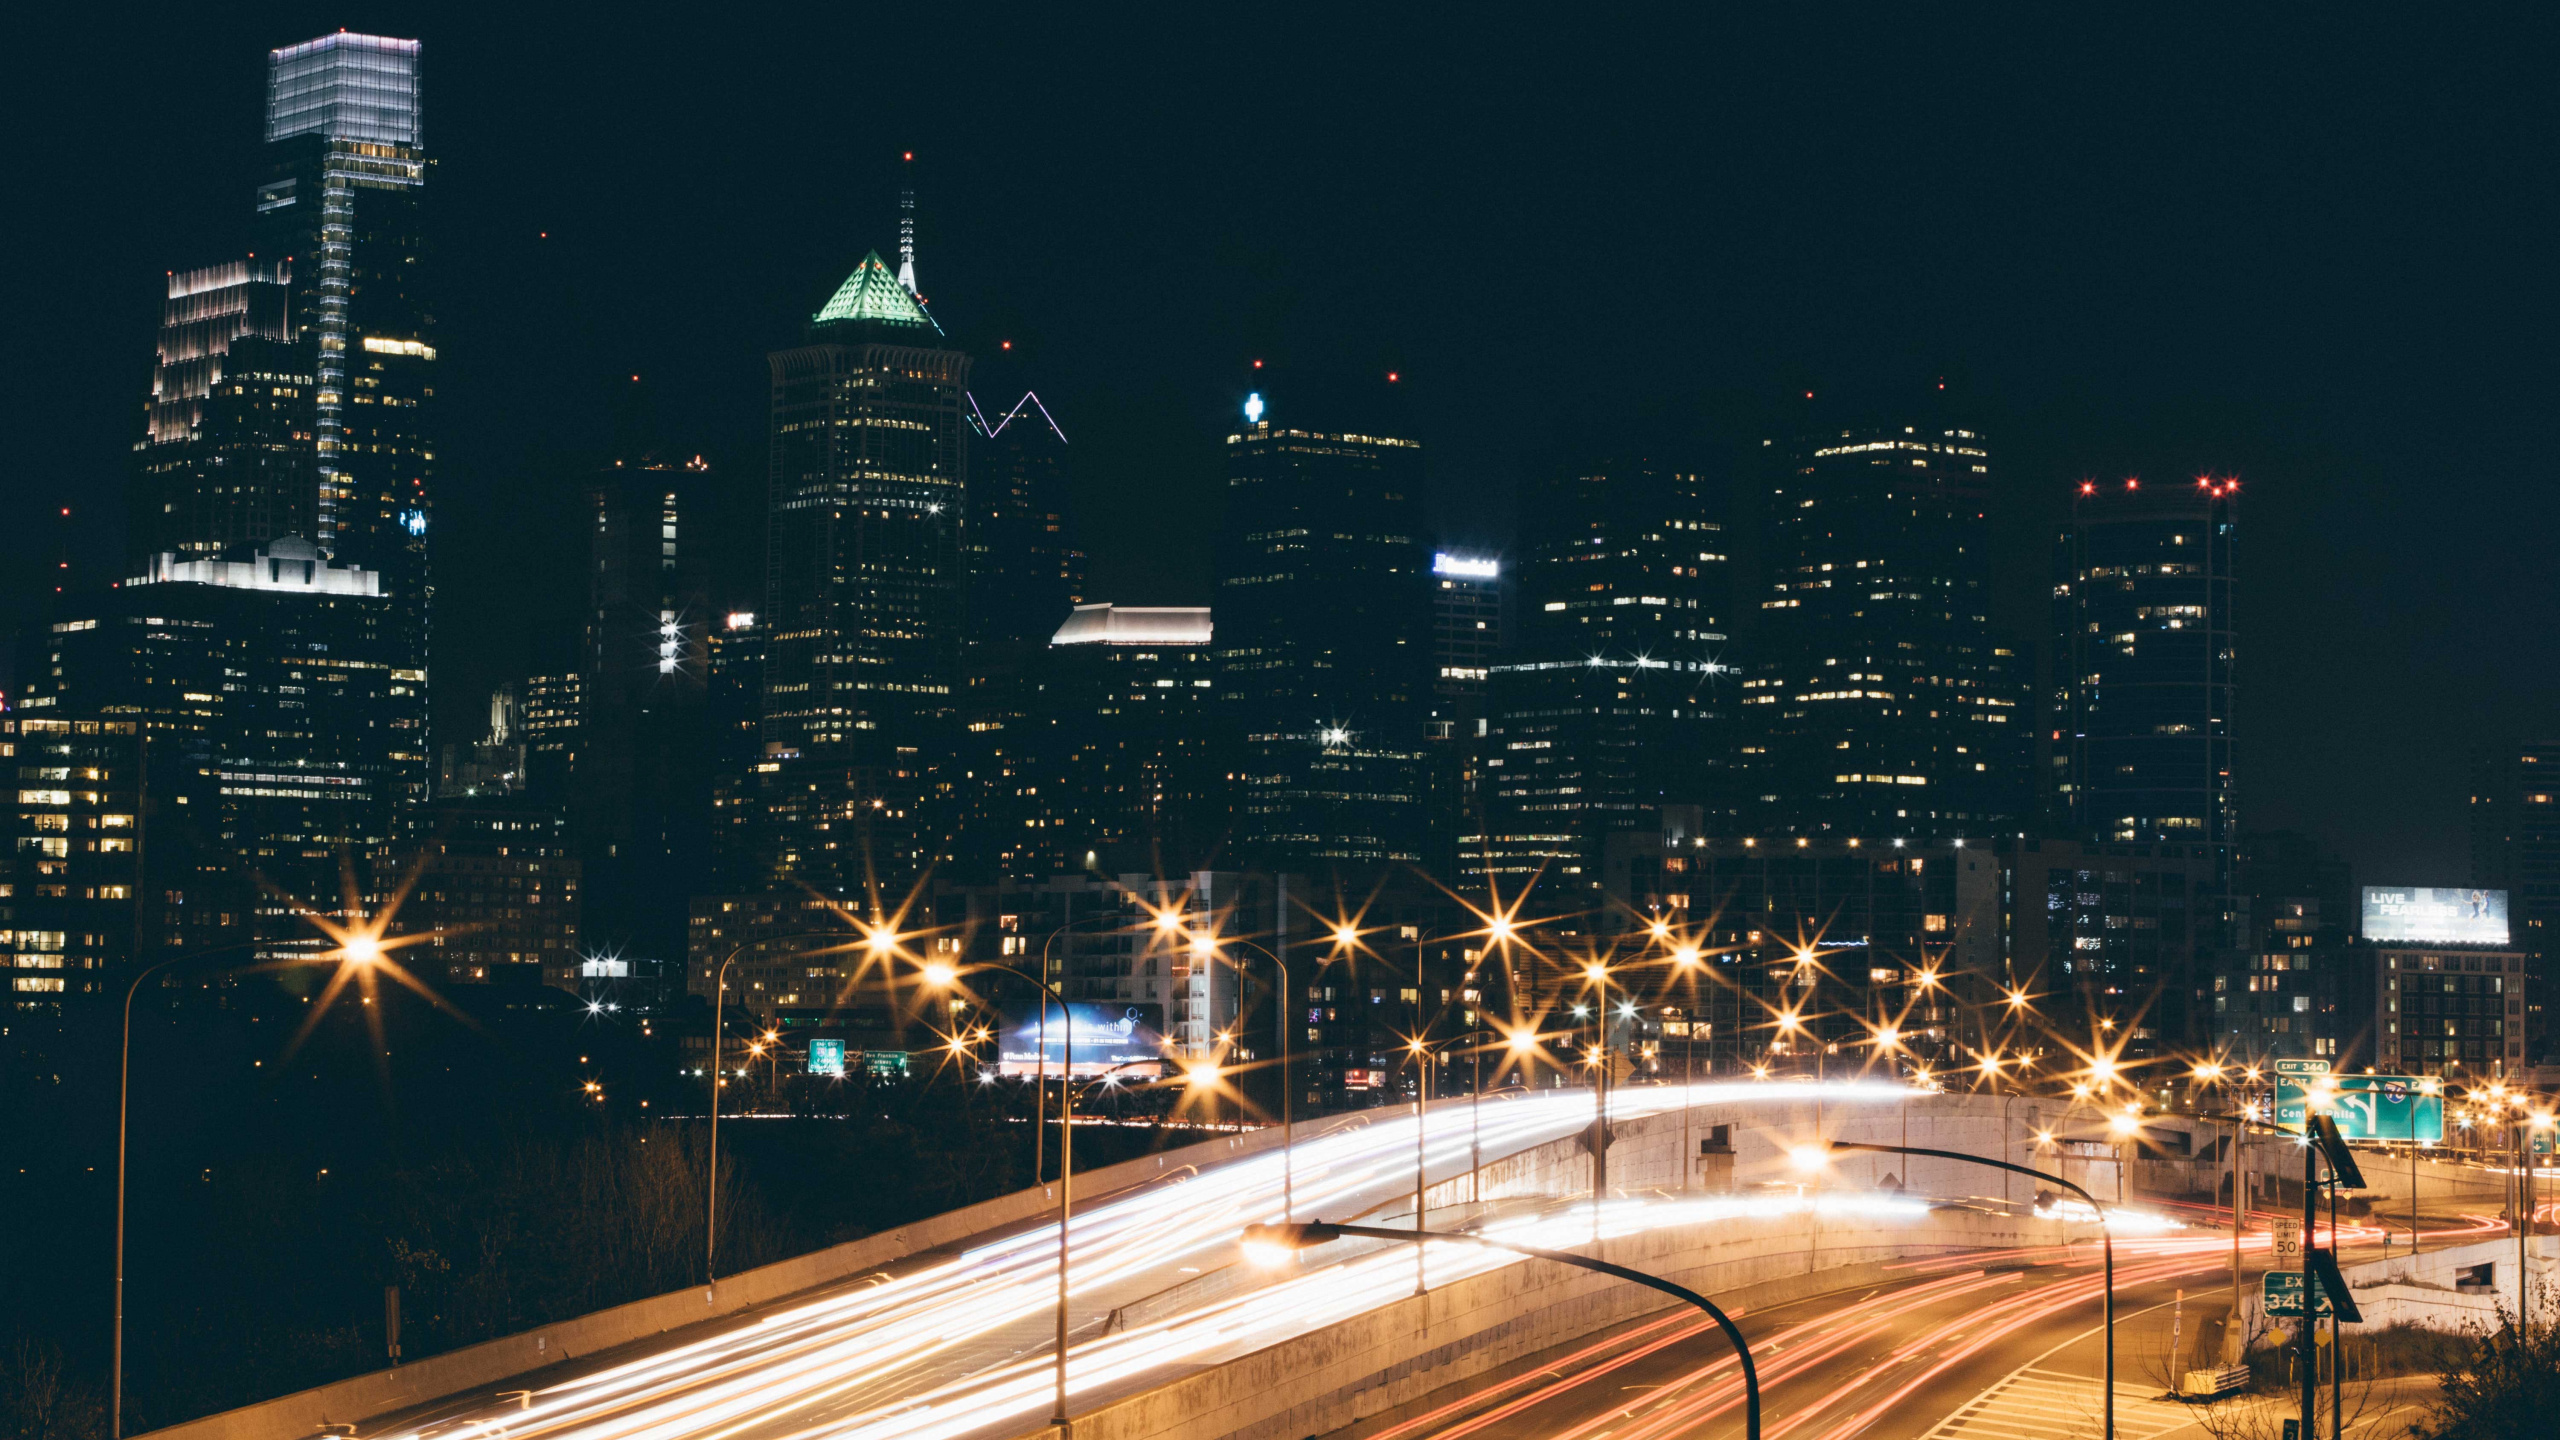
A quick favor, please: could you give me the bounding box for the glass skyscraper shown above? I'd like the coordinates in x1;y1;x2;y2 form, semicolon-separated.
1214;405;1431;870
128;260;316;569
758;250;971;895
1746;416;2028;838
254;32;433;799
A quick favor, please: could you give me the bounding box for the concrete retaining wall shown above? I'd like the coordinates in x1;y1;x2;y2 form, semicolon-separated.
2237;1235;2560;1343
1041;1206;2074;1440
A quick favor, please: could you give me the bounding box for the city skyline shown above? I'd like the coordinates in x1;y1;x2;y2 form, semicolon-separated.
10;9;2560;895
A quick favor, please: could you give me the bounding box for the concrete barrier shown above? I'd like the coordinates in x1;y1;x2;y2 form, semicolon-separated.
131;1107;1415;1440
2236;1234;2560;1343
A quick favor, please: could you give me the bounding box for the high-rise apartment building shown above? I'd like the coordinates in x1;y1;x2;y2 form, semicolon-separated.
2051;478;2238;845
1472;460;1730;901
1214;403;1430;870
1746;417;2026;838
759;250;971;894
521;673;582;800
128;262;316;567
385;798;581;986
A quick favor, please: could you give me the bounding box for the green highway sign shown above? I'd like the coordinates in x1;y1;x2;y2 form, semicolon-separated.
2273;1059;2331;1077
2325;1076;2445;1144
2263;1270;2333;1318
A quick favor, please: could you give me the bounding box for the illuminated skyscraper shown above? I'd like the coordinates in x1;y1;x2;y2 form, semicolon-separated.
1214;402;1430;870
2051;477;2237;845
128;261;316;568
1425;552;1503;878
1746;416;2027;838
253;32;434;767
758;251;970;893
1471;460;1730;902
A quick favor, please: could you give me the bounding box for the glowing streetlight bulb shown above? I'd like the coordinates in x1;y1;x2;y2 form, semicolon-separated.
1672;945;1701;967
1505;1028;1539;1053
919;960;959;988
341;934;384;966
1788;1145;1831;1174
1648;919;1671;941
863;926;898;958
1875;1027;1901;1050
2192;1062;2223;1082
1152;909;1184;933
1189;933;1216;959
1487;917;1515;941
1584;962;1610;984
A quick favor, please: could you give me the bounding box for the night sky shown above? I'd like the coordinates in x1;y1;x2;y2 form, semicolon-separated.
7;6;2556;884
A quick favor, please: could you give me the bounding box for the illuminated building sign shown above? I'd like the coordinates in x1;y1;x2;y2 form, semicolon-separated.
2361;886;2509;946
1433;553;1499;579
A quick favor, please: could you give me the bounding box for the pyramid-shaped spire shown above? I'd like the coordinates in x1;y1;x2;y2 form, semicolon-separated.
812;250;939;333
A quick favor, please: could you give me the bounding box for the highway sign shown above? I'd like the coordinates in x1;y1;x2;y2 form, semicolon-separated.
2275;1079;2311;1131
2263;1270;2333;1318
2271;1217;2303;1264
2324;1076;2445;1144
807;1038;846;1076
2273;1059;2331;1077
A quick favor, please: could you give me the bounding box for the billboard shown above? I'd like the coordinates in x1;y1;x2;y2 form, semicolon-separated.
2361;887;2508;946
997;1003;1168;1078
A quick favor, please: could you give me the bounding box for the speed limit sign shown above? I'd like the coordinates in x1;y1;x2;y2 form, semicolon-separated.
2272;1217;2304;1263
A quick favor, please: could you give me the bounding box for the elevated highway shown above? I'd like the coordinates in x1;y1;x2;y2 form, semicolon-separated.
144;1084;2162;1440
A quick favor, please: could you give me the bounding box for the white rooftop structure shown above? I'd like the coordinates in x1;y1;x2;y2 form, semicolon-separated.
1049;603;1212;647
130;535;381;596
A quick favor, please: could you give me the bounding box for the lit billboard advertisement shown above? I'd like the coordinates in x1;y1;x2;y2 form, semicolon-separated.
997;1003;1168;1078
2360;887;2508;946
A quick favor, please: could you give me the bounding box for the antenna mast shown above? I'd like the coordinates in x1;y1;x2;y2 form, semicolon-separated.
897;150;918;295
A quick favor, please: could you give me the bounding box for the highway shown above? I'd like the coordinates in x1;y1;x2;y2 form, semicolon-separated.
369;1081;1911;1440
1319;1210;2509;1439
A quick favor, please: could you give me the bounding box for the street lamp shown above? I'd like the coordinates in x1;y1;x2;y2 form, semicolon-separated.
1191;931;1299;1217
1822;1141;2118;1440
1241;1220;1761;1440
920;956;1086;1435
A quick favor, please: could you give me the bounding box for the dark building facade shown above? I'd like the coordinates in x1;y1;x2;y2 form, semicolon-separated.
2468;741;2555;1060
1472;459;1730;904
22;539;417;953
1998;836;2231;1062
1426;552;1503;881
759;251;970;895
1746;419;2026;838
128;262;316;568
574;436;713;966
1031;605;1220;878
252;33;436;728
1214;408;1430;871
385;797;580;985
2052;477;2238;846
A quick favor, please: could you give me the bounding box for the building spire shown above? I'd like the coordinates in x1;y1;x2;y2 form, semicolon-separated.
897;150;918;296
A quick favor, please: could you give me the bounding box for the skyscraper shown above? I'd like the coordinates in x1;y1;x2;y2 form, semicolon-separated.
1035;604;1220;876
1746;416;2027;838
1471;460;1730;902
253;32;434;769
759;251;970;893
1425;552;1503;879
128;261;316;568
1213;400;1430;870
2051;477;2238;845
574;399;713;964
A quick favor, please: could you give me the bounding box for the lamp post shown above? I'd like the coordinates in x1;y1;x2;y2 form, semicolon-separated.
1242;1220;1761;1440
706;926;877;1289
921;958;1083;1436
115;935;384;1439
1826;1141;2116;1440
1195;932;1298;1220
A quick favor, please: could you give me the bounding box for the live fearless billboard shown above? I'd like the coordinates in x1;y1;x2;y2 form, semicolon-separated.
2361;886;2508;946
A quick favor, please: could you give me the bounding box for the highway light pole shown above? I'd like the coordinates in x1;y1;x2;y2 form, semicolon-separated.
922;958;1083;1435
1826;1142;2116;1440
706;926;876;1289
1198;932;1297;1220
1241;1220;1761;1440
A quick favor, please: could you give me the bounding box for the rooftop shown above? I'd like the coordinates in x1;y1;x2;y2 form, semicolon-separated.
1051;604;1213;647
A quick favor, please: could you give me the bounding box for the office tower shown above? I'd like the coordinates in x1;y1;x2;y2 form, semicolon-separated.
1034;605;1220;876
254;33;434;760
2;716;150;1011
574;400;713;965
2003;835;2233;1062
520;673;582;800
25;538;415;950
2051;477;2238;844
1213;399;1430;871
705;613;765;888
128;261;317;568
384;798;580;985
2469;742;2555;1059
966;392;1085;653
1471;460;1730;902
1747;417;2027;838
759;250;970;895
1424;553;1502;878
953;392;1084;880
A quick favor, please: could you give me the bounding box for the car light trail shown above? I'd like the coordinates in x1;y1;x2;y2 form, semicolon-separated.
379;1083;1914;1440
